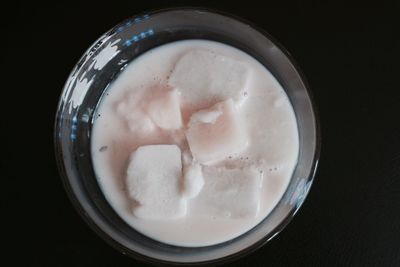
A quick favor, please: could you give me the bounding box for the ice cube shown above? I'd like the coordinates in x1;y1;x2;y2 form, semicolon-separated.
116;96;156;134
185;99;248;164
126;109;156;133
168;49;249;108
182;163;204;199
147;89;183;130
191;166;263;219
126;145;186;219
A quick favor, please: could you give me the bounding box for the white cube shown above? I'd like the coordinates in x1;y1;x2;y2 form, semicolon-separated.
191;166;263;219
126;145;186;219
168;49;249;108
116;97;156;134
185;99;248;164
147;89;183;130
182;163;204;199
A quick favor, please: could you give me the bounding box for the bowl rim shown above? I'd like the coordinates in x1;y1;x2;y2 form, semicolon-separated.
54;6;321;266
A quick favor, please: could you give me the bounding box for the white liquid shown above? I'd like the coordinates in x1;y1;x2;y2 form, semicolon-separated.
91;40;299;246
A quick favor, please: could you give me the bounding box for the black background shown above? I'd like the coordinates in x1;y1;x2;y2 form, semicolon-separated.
3;1;400;266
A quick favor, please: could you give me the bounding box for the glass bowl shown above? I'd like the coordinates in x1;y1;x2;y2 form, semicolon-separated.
54;8;320;265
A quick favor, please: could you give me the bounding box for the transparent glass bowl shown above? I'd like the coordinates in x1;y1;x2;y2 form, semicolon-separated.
54;8;320;265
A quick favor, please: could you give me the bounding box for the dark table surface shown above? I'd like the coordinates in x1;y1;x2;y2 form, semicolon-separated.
3;1;400;266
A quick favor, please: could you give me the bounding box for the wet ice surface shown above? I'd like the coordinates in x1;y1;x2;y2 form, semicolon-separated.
191;166;263;219
186;99;248;164
169;49;250;110
126;145;186;219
